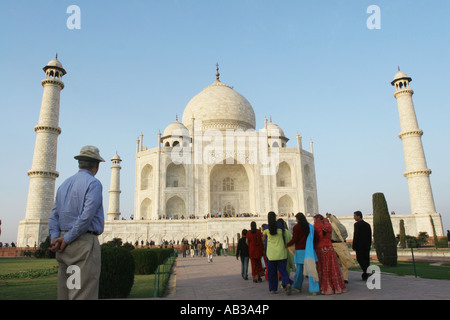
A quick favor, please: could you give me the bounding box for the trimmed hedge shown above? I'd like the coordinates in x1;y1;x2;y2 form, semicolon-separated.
99;246;135;299
131;248;175;275
131;249;159;274
373;192;397;267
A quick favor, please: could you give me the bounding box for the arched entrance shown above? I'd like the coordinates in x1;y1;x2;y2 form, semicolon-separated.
210;163;250;216
165;196;186;219
278;194;293;215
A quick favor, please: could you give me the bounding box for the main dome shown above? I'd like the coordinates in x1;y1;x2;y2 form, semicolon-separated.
182;79;256;132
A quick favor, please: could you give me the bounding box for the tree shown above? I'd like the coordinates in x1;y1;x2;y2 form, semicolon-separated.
430;215;439;249
399;219;406;249
372;192;397;266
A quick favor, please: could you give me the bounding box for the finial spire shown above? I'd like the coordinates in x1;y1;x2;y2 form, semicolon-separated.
56;53;58;59
216;63;220;81
398;66;400;71
176;114;178;121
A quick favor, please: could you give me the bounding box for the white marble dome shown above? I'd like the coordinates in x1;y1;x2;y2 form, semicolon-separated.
391;70;412;85
266;121;286;138
43;57;67;75
47;58;63;68
163;120;189;138
182;79;256;132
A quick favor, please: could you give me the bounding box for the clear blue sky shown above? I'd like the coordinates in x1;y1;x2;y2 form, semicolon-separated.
1;1;449;243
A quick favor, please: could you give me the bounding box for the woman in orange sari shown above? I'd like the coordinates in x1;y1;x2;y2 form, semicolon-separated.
246;221;265;283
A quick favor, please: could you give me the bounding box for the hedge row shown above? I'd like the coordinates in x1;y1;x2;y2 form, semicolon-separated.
131;248;174;274
99;246;174;298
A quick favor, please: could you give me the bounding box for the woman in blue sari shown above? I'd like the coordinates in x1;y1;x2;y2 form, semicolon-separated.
286;212;319;295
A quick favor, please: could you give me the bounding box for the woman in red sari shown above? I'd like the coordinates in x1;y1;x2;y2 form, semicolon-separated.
313;214;347;295
246;221;265;283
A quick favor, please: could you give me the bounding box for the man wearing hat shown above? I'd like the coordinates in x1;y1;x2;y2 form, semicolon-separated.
49;146;105;300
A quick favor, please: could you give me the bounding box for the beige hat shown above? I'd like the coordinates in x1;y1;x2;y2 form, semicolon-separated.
74;145;105;162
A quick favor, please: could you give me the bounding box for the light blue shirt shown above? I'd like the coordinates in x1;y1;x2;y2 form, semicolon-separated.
49;169;104;244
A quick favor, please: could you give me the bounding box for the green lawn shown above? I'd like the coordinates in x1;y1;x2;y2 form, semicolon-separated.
0;258;58;275
0;258;173;300
0;258;58;300
350;259;450;280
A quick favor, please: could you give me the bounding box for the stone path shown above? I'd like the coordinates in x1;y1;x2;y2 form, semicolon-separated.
163;254;450;300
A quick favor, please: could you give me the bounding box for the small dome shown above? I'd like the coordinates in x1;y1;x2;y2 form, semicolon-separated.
47;58;63;69
391;69;411;85
163;120;189;138
112;153;121;161
266;122;285;138
43;57;67;75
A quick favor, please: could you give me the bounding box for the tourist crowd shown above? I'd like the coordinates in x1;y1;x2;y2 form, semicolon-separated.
232;211;371;296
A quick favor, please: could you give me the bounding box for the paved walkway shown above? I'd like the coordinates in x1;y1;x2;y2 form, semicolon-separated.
164;254;450;300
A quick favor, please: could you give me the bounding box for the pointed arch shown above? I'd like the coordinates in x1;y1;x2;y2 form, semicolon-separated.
278;194;293;215
306;196;314;215
165;196;186;218
141;164;153;190
277;161;292;187
304;164;313;190
209;163;250;215
166;163;186;188
140;198;152;220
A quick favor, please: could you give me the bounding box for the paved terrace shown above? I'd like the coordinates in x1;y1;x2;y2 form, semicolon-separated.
163;254;450;301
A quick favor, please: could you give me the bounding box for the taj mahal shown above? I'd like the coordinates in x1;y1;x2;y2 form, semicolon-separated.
16;57;444;247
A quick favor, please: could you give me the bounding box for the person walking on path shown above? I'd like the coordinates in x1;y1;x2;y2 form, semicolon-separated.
286;212;320;294
261;224;269;281
278;219;295;276
201;239;206;257
246;221;265;283
327;213;356;283
206;237;214;263
447;230;450;246
181;239;187;258
352;211;372;281
223;239;228;256
262;212;293;295
48;145;105;300
236;229;249;280
313;214;347;295
190;242;195;258
196;241;202;257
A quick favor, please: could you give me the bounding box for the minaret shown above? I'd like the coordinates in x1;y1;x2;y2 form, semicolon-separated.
17;56;66;246
391;69;437;216
107;153;122;221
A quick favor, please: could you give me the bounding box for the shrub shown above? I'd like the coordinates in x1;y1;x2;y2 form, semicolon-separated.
436;237;449;248
34;236;56;259
99;246;135;299
399;220;406;249
131;249;159;274
102;238;124;248
158;247;174;263
101;238;135;251
372;192;397;266
417;232;429;247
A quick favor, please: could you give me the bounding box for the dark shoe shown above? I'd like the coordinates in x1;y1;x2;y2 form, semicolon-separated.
284;284;292;295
